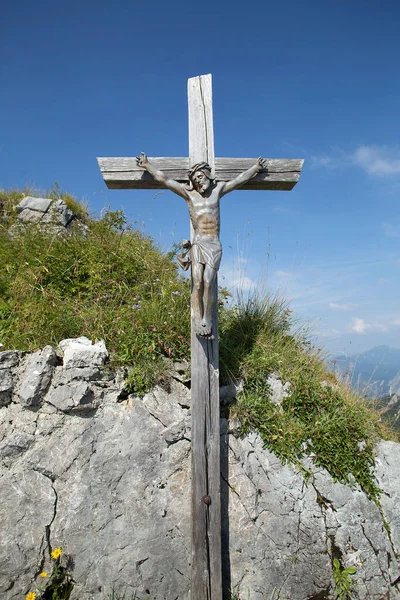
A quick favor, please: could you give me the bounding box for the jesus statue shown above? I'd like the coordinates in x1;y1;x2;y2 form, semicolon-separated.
136;152;266;338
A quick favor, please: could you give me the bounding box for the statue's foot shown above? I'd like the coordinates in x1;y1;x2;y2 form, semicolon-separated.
197;318;213;339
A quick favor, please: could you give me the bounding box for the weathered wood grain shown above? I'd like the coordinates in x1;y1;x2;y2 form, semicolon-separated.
189;74;222;600
188;74;215;169
97;157;304;191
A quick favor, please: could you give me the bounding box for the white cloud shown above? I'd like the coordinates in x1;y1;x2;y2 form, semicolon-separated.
351;317;370;334
351;145;400;176
310;145;400;179
350;317;388;334
329;302;358;311
394;320;400;327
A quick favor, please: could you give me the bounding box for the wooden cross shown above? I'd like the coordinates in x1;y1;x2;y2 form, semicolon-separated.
98;74;303;600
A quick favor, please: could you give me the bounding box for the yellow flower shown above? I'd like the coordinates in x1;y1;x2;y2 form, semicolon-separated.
51;547;63;559
25;593;37;600
39;571;48;578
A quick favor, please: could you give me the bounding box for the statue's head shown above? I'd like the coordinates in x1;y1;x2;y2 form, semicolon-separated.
188;162;215;193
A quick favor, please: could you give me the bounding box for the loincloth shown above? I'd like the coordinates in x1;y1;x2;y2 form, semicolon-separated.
177;239;222;271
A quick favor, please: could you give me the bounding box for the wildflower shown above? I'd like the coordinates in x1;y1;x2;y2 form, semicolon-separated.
39;572;48;578
26;593;36;600
133;304;141;310
172;291;180;296
51;547;63;559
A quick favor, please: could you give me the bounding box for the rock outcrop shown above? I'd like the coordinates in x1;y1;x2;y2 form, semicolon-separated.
10;196;79;232
0;340;399;600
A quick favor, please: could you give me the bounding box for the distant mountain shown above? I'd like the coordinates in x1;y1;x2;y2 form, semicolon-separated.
330;345;400;399
329;346;400;431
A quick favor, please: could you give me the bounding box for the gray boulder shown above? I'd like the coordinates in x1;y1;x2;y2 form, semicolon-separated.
16;196;52;214
0;370;13;407
18;345;57;407
375;440;400;552
0;351;22;407
267;372;291;407
46;381;94;413
13;196;76;230
58;337;109;369
0;351;21;369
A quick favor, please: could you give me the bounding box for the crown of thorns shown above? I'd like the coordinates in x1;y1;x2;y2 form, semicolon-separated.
188;162;215;181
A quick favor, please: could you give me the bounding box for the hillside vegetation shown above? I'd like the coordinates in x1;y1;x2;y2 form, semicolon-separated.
0;187;397;501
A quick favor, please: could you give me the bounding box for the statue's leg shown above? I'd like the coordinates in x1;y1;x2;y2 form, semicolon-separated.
201;265;217;337
191;262;204;331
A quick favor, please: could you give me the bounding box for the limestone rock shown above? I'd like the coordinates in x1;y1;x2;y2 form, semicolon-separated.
0;432;35;459
51;365;103;386
0;370;13;407
374;440;400;551
16;196;52;214
46;381;94;413
171;360;191;383
13;196;76;230
18;345;57;407
267;373;291;407
40;199;74;227
0;345;399;600
0;350;21;369
58;337;109;369
0;351;22;407
0;470;56;597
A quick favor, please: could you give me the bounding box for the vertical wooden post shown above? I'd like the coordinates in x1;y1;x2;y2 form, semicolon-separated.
188;74;222;600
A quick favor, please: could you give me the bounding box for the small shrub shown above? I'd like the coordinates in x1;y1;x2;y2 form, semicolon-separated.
333;557;357;599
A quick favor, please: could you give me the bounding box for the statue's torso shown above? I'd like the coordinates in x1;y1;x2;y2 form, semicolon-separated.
187;182;223;240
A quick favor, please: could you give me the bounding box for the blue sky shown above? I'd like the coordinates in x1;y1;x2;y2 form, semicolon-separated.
1;0;400;357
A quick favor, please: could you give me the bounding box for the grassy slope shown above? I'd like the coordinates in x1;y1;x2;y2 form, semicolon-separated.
1;188;398;501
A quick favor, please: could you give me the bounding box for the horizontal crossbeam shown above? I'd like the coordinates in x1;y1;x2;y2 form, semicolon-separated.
97;157;304;191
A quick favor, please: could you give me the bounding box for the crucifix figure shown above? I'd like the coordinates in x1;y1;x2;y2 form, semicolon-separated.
135;152;266;337
98;73;303;600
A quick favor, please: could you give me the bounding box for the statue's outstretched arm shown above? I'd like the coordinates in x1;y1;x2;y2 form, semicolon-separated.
136;153;189;200
220;158;266;196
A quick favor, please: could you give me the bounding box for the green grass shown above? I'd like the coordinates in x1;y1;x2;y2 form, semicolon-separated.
220;292;392;501
0;187;191;393
1;187;397;499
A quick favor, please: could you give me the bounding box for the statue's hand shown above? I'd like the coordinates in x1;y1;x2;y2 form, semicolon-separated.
136;152;148;168
257;157;267;172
